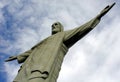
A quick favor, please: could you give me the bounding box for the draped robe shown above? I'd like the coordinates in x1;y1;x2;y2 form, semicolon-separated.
13;16;100;82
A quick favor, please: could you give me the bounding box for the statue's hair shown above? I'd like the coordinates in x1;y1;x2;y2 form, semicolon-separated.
57;22;64;32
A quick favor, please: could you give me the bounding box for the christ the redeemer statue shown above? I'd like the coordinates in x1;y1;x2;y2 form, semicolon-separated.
5;3;115;82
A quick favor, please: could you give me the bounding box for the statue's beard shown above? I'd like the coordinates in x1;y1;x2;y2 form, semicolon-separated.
52;30;60;35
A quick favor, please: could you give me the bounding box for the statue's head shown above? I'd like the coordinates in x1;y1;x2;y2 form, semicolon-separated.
51;22;64;35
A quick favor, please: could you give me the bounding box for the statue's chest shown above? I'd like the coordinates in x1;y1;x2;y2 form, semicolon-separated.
37;33;65;48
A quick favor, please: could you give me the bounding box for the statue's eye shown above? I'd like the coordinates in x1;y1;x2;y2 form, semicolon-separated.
52;25;54;27
55;23;58;25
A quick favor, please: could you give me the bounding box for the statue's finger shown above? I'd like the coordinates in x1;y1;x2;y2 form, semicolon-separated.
104;5;110;9
5;59;10;62
111;2;116;6
9;56;13;58
109;2;116;9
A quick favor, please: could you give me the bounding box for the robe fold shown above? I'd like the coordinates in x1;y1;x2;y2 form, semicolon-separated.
13;16;100;82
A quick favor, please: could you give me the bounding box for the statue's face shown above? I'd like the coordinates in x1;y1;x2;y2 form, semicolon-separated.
52;22;62;34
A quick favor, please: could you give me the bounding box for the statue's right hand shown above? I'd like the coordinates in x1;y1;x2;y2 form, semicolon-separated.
5;56;17;62
97;3;115;19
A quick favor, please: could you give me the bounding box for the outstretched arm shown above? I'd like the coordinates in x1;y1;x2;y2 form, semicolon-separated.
5;49;32;63
64;3;115;48
5;39;42;63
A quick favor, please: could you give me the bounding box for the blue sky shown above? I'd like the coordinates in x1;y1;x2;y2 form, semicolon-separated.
0;0;120;82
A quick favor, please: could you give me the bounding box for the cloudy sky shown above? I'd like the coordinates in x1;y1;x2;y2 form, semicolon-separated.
0;0;120;82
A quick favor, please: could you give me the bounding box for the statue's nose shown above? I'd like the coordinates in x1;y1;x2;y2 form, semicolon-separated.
52;25;56;29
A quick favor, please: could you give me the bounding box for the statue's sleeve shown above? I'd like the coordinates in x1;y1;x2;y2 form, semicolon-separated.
64;16;100;48
17;49;32;63
17;40;43;63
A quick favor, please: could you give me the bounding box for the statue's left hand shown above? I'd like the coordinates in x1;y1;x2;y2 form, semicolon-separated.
5;56;17;62
97;2;115;19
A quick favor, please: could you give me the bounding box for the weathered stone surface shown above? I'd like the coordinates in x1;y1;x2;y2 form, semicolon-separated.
5;3;115;82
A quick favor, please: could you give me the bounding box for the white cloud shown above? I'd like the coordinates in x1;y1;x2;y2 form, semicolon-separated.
4;63;19;82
